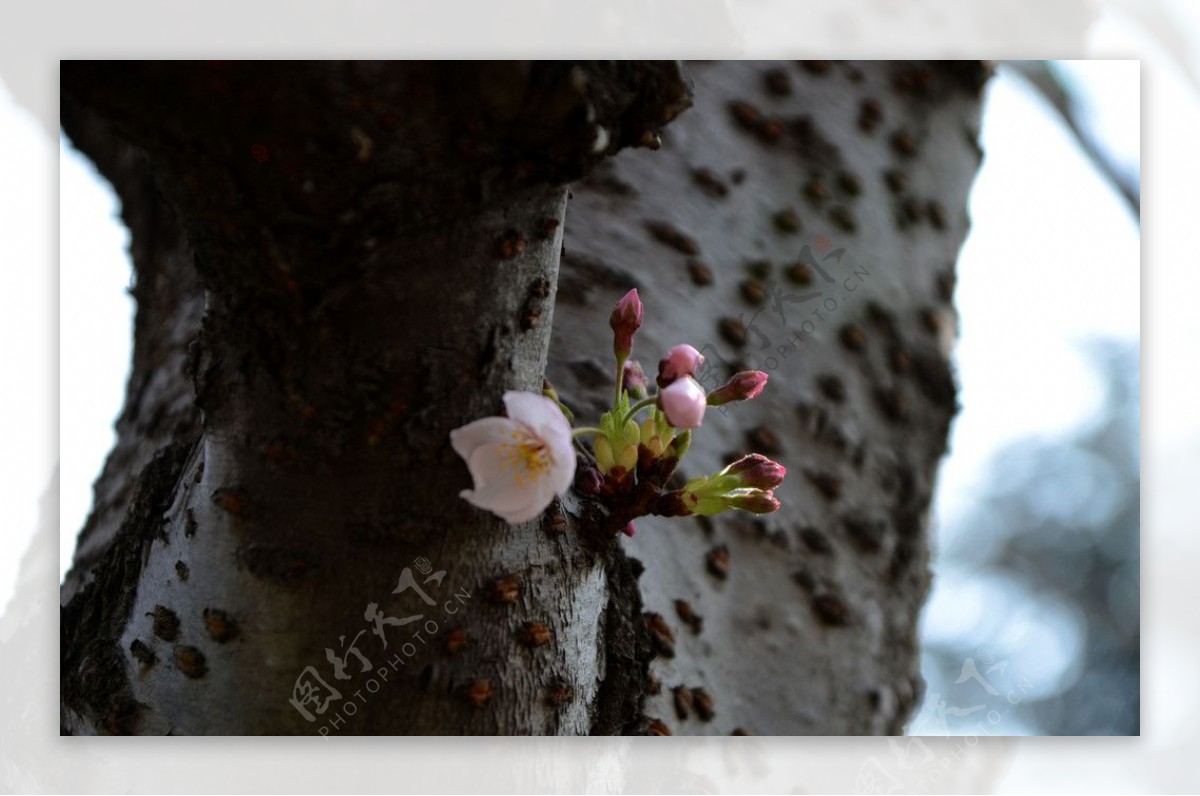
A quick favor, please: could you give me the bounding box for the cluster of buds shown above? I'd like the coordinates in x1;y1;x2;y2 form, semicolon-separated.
573;289;782;537
451;288;783;533
652;454;785;517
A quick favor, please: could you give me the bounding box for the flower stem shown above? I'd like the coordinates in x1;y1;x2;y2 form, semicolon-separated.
573;438;597;464
572;426;604;438
547;395;574;421
623;395;658;423
614;353;627;407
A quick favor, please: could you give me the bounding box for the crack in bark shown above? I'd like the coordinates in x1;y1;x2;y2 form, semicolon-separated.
589;550;652;735
60;436;200;734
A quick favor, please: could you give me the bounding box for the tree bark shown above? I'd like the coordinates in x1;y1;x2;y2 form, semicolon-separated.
60;60;988;735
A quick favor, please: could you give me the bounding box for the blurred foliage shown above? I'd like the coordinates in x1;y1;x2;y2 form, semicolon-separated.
916;341;1139;736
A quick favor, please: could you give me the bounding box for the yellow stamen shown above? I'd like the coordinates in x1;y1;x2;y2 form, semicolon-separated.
498;427;552;488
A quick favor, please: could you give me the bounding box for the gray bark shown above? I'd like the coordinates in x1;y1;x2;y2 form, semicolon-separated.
60;60;988;735
552;60;987;735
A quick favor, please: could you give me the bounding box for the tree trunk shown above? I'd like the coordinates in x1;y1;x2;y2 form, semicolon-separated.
60;60;989;735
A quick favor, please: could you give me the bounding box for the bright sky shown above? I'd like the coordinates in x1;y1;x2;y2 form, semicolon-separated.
58;130;135;580
914;60;1141;735
932;61;1140;530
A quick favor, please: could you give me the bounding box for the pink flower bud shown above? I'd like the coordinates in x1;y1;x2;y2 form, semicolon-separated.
575;465;604;496
620;520;637;537
657;343;706;387
609;288;643;358
730;489;781;514
706;370;769;406
623;359;649;397
658;376;707;429
723;454;787;490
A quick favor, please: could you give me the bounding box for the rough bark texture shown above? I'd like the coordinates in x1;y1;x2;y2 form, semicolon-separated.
551;60;987;735
60;60;987;735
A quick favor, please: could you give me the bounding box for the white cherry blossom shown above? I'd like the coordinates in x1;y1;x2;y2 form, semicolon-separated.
450;392;576;524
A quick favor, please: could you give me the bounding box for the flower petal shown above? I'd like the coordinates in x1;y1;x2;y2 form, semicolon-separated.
658;343;705;386
496;476;558;524
460;442;536;515
453;392;575;524
502;391;565;435
659;376;707;429
450;417;517;461
546;430;577;496
505;392;573;463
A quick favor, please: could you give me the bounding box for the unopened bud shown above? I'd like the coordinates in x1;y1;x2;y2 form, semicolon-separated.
706;370;769;406
722;454;786;489
623;360;649;398
575;465;603;495
657;344;705;388
609;288;644;359
729;489;780;514
659;376;707;429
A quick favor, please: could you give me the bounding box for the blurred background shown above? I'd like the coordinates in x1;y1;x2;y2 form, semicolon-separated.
909;60;1141;737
